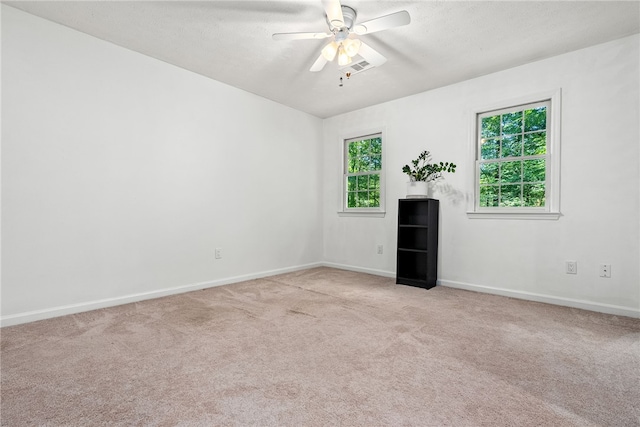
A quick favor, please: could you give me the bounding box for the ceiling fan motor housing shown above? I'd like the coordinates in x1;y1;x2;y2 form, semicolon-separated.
328;5;357;31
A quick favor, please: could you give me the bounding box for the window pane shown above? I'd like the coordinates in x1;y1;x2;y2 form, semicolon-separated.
501;135;522;158
347;176;357;191
482;115;500;138
502;111;523;135
523;159;546;182
370;137;382;155
524;132;547;156
523;183;545;207
481;138;500;160
347;192;356;208
500;184;522;207
347;142;360;172
370;154;382;171
480;185;499;207
360;154;371;170
348;142;358;158
479;163;499;184
356;191;369;207
369;190;380;207
369;174;380;189
501;161;522;183
348;158;359;173
357;175;368;190
524;107;546;132
357;140;370;155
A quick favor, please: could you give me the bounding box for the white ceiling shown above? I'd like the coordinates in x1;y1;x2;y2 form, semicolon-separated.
5;1;640;118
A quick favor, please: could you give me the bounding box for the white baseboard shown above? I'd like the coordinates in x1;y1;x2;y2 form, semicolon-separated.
321;262;395;279
4;264;638;326
318;264;640;319
0;262;323;327
438;279;640;319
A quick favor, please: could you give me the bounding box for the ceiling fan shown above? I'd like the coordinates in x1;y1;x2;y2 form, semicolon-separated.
272;0;411;72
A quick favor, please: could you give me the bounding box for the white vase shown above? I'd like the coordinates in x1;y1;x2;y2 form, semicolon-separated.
406;181;431;199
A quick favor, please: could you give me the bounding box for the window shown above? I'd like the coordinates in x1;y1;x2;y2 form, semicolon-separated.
469;91;561;219
478;101;548;207
341;132;384;215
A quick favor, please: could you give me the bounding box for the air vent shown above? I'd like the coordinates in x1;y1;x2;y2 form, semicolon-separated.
351;60;370;71
339;58;375;75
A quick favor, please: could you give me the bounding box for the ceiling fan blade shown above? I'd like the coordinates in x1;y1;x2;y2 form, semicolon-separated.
310;54;328;72
353;10;410;35
272;32;331;41
322;0;345;29
357;42;387;67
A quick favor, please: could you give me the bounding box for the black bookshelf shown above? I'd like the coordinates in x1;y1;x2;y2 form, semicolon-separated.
396;198;439;289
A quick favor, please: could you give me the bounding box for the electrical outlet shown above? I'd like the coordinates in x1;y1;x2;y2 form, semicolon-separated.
215;248;222;259
566;261;577;274
599;264;611;278
377;245;383;255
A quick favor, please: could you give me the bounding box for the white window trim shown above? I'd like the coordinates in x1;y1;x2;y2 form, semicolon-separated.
467;89;562;220
338;127;386;217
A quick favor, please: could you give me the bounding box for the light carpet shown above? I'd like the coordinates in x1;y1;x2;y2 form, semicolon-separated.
2;267;639;426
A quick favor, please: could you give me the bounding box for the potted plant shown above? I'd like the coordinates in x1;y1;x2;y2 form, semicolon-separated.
402;150;456;198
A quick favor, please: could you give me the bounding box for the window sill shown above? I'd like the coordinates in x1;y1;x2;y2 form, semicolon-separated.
467;211;561;220
338;210;386;218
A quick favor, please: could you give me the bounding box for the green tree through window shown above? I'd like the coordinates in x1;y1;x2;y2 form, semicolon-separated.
345;134;382;208
478;102;548;208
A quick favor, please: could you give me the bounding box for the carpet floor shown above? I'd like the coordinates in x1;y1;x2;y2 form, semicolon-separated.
1;267;639;426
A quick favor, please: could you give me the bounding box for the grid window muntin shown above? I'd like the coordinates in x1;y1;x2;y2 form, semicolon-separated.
344;133;382;209
476;100;550;209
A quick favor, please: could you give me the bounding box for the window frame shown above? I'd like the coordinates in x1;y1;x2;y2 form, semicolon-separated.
467;90;562;220
338;128;386;217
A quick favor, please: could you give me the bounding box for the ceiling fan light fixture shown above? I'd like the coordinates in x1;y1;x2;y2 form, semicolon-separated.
343;38;361;57
337;44;352;66
321;41;339;61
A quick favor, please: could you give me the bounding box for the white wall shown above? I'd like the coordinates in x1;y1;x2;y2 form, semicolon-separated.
1;6;323;324
323;35;640;317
